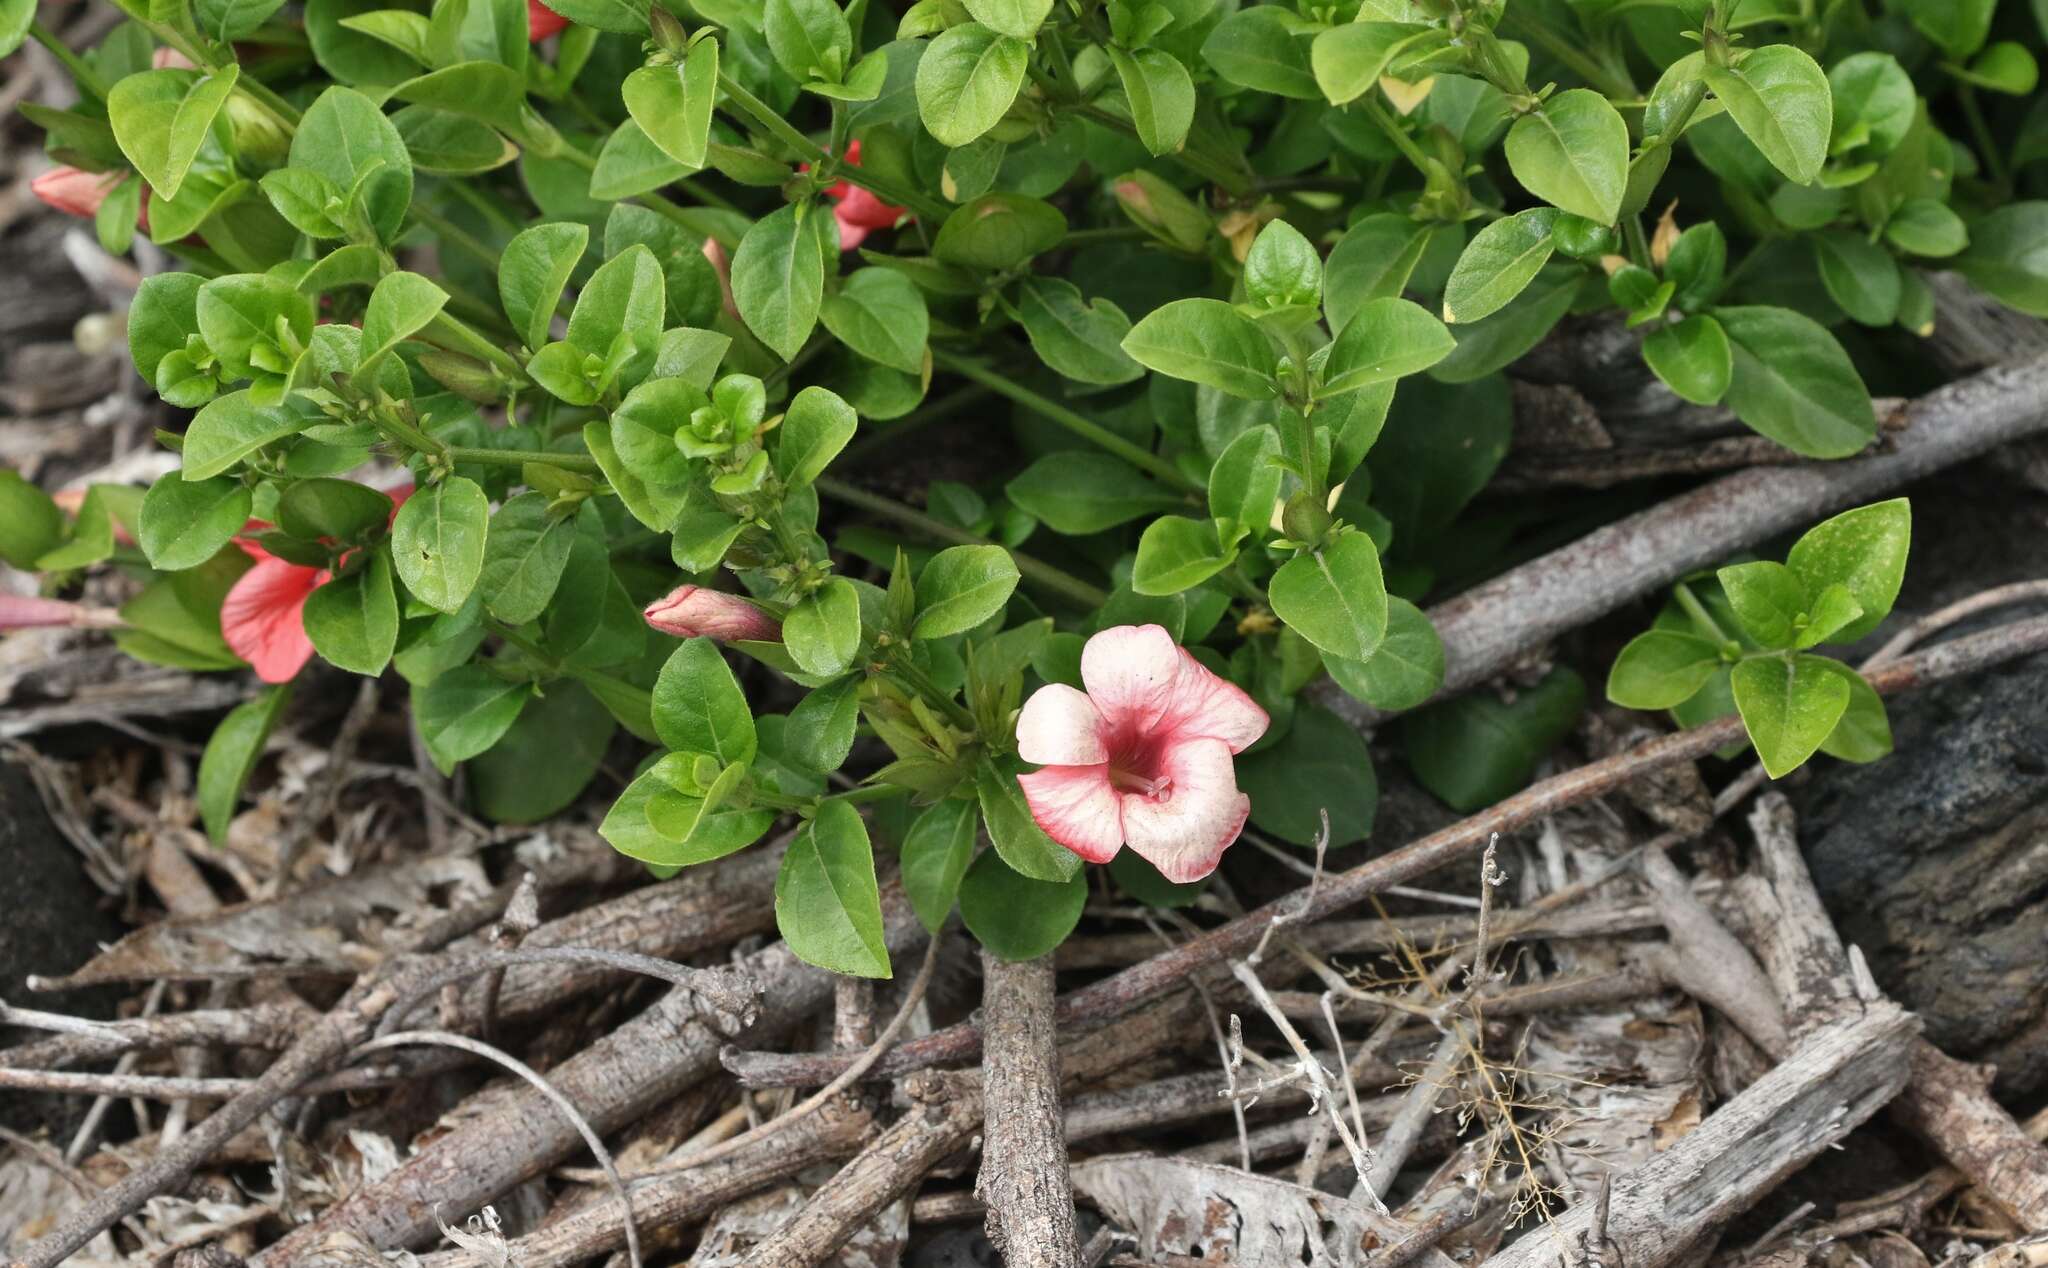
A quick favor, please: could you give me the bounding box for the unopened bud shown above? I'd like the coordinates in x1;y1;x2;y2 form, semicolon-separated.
1113;170;1210;254
417;350;505;403
225;93;291;165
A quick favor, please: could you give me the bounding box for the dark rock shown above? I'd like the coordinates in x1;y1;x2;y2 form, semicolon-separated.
1794;468;2048;1098
0;756;125;1136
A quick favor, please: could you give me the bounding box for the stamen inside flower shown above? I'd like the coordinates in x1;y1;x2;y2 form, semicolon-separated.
1108;767;1171;799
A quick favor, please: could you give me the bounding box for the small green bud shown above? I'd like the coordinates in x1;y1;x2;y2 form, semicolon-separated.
1551;213;1617;259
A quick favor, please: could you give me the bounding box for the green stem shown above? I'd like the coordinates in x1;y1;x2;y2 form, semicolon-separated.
716;73;951;223
410;202;507;277
1673;581;1732;645
370;408;450;461
425;312;529;387
1622;215;1651;270
886;658;979;732
1075;104;1251;195
814;476;1111;609
438;177;525;238
553;142;736;245
1645;79;1708;150
829;784;905;805
447;446;601;471
929;348;1198;493
1355;95;1435;181
1060;226;1149;247
1958;86;2011;199
30;23;111;100
1495;8;1636;99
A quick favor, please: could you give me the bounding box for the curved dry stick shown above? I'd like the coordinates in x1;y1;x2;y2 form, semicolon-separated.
357;1030;642;1268
626;930;944;1180
1861;578;2048;669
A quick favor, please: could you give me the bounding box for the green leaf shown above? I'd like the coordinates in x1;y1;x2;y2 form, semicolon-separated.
652;636;759;763
109;67;238;203
732;203;827;362
1243;219;1321;313
1270;529;1387;662
964;0;1049;39
1504;89;1628;224
1207;424;1284;537
472;681;614;823
766;0;852;81
1122;298;1278;400
1785;498;1910;643
478;491;576;624
568;243;667;369
415;664;529;770
1006;451;1178;534
1403;666;1585;812
1321;596;1442;711
1107;45;1194;157
137;470;250;571
1200;6;1318;100
500;222;588;353
1312;20;1427;106
1904;0;1995;60
182;392;311;481
976;757;1082;882
1324;215;1433;332
1013;277;1143;386
1883;199;1968;259
623;37;718;170
1954;42;2038;96
0;470;64;569
1319;296;1453;395
278;478;392;542
1813;230;1902;327
259;168;350;239
602;761;775;866
291;86;413;244
1719;306;1876;459
392;105;519;175
915;544;1020;638
1238;704;1376;846
391;476;490;613
358;271;448;379
1442;208;1558;324
128;272;207;393
786;675;862;773
590;119;692;199
932;193;1066;271
1828;52;1914;158
776;385;859;486
959;846;1087;960
1702;45;1833;186
1717;560;1807;649
820;267;929;374
1642;313;1733;406
303;548;400;675
1818;664;1891;763
1108;850;1209;908
915;22;1029;148
536;0;645;33
777;798;892;978
901;797;978;933
785;576;862;676
1607;628;1721;710
1798;583;1865;649
0;0;32;58
1132;515;1231;596
1731;653;1851;779
197;684;291;842
198;272;315;383
1953;203;2048;317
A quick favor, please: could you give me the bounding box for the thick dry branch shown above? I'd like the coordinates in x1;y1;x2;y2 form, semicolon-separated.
0;1001;307;1069
1890;1044;2048;1230
977;952;1080;1268
1479;1006;1917;1268
720;618;2048;1093
252;890;930;1261
1315;353;2048;728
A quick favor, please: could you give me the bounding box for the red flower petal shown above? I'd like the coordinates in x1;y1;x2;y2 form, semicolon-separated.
221;557;326;683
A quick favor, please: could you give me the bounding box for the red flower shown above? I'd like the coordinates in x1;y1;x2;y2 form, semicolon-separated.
218;484;411;684
528;0;568;41
816;141;907;251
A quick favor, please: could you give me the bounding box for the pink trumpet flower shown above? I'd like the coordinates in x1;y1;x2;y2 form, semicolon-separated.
643;584;782;643
30;167;122;219
1016;624;1269;883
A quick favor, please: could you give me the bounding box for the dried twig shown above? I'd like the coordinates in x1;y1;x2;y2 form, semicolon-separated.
977;951;1081;1268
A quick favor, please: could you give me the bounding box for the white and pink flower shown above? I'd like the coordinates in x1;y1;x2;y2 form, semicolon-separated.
1015;624;1268;883
643;584;782;643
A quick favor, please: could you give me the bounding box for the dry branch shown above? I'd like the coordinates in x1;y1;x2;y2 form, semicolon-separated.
977;952;1081;1268
1314;353;2048;728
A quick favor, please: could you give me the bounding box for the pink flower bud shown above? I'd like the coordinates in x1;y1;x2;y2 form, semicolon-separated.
528;0;568;41
30;167;120;220
0;594;123;631
643;585;781;643
152;46;198;69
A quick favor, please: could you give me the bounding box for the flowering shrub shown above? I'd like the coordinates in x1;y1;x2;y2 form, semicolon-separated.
1;0;2041;974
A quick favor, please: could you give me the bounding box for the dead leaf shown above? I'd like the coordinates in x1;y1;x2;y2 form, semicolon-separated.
1072;1154;1410;1267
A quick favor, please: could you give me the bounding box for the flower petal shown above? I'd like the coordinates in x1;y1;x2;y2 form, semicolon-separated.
1016;683;1109;766
1120;737;1250;883
1017;764;1123;864
832;214;869;253
221;557;323;683
1080;623;1184;734
1161;649;1269;753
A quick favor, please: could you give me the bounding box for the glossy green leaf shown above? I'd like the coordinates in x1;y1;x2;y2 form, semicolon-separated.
1442;208;1558;324
1403;666;1585;812
786;674;862;773
1785;498;1910;643
478;491;576;624
915;544;1020;638
1813;230;1902;326
652;636;759;763
915;22;1028;148
623;37;718;171
785;576;861;676
777;798;892;977
932;193;1065;271
976;757;1081;882
1269;529;1386;662
1719;305;1876;459
1731;653;1852;778
291;86;413;244
303;548;400;675
1504;89;1628;224
1107;45;1194;157
138;470;250;571
500;222;588;353
820;267;929;374
732;203;827;361
901;796;978;932
1607;628;1721;710
391;476;490;613
776;385;859;486
1132;515;1231;596
1320;296;1453;395
1703;45;1833;186
197;684;291;842
1642;313;1733;405
415;664;529;770
959;846;1087;959
1013;277;1143;385
1006;451;1179;534
1953;203;2048;317
1122;298;1278;400
1320;596;1442;711
1200;6;1318;99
